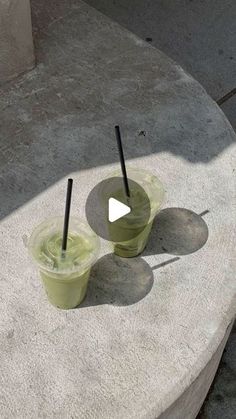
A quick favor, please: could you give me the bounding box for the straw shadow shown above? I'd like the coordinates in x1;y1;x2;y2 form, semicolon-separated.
151;257;180;271
79;253;154;308
143;208;209;256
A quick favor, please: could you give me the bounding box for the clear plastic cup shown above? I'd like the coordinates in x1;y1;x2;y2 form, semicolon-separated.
105;167;165;257
28;217;100;309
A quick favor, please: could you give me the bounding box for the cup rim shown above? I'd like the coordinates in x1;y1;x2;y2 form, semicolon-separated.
28;216;100;275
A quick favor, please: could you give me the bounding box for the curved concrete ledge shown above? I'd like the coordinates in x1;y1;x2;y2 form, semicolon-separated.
0;1;235;418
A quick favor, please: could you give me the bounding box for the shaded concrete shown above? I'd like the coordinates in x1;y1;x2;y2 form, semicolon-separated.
0;1;235;221
84;0;236;101
0;0;34;83
80;253;154;308
143;208;209;256
31;0;236;127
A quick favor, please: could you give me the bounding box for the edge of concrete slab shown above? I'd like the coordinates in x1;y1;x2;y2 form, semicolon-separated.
159;320;234;419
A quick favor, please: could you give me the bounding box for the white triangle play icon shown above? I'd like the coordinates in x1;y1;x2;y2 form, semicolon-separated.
108;198;131;222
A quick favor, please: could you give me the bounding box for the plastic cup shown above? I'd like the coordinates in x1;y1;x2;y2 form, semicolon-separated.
28;217;100;309
105;167;165;257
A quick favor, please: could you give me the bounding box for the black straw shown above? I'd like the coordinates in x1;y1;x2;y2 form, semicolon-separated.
62;178;73;255
115;125;130;198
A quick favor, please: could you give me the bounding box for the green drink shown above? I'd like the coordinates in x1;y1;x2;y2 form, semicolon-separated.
106;167;165;257
28;217;100;309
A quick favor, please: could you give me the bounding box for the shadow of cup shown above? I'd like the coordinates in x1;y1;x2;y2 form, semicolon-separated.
79;253;154;307
144;207;209;256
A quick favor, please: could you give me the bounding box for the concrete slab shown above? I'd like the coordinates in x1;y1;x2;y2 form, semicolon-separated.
1;156;236;418
0;1;236;418
84;0;236;100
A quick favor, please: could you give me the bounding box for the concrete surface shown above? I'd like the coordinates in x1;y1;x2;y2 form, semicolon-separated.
84;0;236;101
30;0;236;162
0;0;34;83
44;1;236;415
1;156;236;418
0;1;236;418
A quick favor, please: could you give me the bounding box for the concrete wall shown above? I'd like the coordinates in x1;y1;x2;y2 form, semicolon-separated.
159;320;234;419
0;0;34;83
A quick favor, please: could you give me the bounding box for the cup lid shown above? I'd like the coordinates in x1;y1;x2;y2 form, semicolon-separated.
28;217;100;274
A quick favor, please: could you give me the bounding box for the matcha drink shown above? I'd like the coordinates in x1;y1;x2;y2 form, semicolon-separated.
28;217;100;309
106;167;165;257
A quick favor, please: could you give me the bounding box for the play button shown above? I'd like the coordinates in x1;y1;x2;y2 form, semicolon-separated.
85;175;151;243
108;198;131;222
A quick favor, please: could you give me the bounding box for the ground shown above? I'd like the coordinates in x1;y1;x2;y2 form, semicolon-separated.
2;0;236;417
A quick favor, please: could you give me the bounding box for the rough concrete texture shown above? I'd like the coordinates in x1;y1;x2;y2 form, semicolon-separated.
84;0;236;101
0;0;35;83
0;1;236;418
